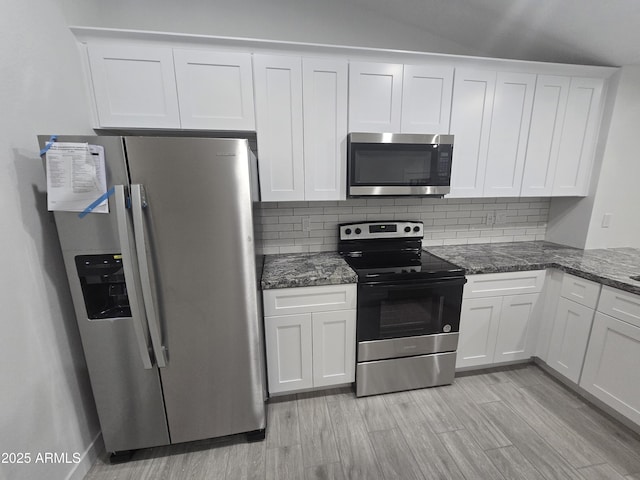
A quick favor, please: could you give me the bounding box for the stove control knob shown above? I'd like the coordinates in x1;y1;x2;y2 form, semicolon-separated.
443;324;452;333
345;228;352;235
413;226;421;232
404;226;411;233
355;228;362;234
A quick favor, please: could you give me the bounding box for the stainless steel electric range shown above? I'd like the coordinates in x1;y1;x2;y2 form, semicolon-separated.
338;221;466;397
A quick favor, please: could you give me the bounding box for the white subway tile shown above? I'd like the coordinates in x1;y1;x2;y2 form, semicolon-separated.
434;204;460;212
262;224;294;232
366;198;395;206
394;198;422;206
422;239;445;246
279;231;309;239
353;206;382;214
434;218;459;226
261;208;294;216
294;207;324;215
443;238;469;245
324;207;353;215
280;245;309;253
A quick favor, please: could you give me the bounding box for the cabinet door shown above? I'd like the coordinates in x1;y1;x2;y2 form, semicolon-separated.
520;75;570;196
400;65;453;134
547;297;595;383
449;69;496;197
87;44;180;128
312;309;356;387
580;312;640;425
173;50;255;130
494;293;539;362
457;297;502;368
552;77;604;196
483;73;536;197
265;314;313;394
253;54;305;201
348;62;403;133
302;58;348;200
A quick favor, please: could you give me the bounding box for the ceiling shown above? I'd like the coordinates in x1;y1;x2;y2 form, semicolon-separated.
348;0;640;66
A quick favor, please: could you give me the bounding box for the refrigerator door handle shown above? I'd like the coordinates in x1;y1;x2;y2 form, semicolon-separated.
131;184;167;368
114;185;154;370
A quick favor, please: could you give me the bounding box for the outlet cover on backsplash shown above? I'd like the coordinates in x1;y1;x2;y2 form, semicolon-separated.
254;197;549;254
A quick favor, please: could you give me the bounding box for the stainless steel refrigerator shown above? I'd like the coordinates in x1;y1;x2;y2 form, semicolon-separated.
38;136;266;456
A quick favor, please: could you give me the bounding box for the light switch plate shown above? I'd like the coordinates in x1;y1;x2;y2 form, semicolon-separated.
601;213;612;228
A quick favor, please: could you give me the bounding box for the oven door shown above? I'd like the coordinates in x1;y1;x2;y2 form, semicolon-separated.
357;277;465;342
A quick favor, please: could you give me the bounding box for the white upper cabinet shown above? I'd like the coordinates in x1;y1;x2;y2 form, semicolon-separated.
253;54;305;201
302;58;348;201
520;75;570;196
400;65;454;134
449;69;496;197
87;44;180;128
348;62;404;132
173;50;255;130
349;62;402;133
482;72;536;197
349;62;453;134
552;77;604;196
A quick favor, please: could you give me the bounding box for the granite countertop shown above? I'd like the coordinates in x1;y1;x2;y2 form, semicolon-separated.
260;242;640;296
426;241;640;296
261;252;357;289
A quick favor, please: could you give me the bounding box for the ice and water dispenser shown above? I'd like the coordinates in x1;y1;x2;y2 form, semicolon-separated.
75;254;131;319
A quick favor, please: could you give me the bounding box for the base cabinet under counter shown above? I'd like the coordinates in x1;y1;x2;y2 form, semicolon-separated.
545;273;601;383
457;270;545;369
579;286;640;426
263;284;356;395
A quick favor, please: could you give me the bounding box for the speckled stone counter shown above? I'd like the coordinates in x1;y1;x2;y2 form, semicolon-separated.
261;252;357;289
425;241;640;296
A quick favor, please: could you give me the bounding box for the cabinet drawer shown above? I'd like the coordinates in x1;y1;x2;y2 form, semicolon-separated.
263;284;357;316
560;273;601;309
597;286;640;328
463;270;545;299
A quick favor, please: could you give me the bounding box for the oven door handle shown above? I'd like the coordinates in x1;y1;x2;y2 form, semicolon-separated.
360;278;467;290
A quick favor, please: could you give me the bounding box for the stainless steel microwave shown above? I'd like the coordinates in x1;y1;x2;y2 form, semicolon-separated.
347;133;454;197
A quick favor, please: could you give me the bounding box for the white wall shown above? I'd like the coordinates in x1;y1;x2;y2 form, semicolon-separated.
59;0;481;57
0;1;100;480
585;65;640;248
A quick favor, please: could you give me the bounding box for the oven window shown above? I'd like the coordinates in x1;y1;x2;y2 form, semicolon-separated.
357;281;463;342
379;296;444;338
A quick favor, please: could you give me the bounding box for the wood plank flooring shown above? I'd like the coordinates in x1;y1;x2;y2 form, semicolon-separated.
85;364;640;480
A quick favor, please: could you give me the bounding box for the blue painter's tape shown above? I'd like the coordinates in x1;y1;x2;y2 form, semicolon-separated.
78;186;116;219
39;135;58;156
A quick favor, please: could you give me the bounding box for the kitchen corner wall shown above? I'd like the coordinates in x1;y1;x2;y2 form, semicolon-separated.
255;197;549;254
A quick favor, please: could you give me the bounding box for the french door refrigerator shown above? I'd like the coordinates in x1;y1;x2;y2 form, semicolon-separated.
38;136;266;456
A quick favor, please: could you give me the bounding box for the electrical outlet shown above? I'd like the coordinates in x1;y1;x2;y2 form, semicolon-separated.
601;213;612;228
486;211;495;225
496;211;507;225
302;216;311;232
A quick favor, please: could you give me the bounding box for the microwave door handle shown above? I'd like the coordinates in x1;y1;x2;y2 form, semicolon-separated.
131;184;167;368
114;185;153;370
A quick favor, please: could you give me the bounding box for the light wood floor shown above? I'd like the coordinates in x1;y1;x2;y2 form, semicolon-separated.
85;364;640;479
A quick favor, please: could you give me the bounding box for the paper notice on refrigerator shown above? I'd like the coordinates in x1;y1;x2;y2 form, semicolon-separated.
46;142;109;213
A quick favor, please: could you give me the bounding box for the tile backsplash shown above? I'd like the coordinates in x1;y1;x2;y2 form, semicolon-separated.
254;197;549;254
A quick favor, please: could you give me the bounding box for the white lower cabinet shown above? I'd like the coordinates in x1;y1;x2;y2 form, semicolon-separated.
265;313;314;393
263;284;356;395
547;297;595;382
580;287;640;426
457;271;544;369
545;273;600;383
457;297;501;368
